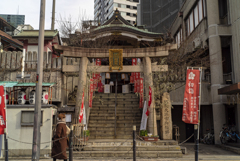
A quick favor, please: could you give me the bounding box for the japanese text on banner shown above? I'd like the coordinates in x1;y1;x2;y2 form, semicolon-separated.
182;69;200;124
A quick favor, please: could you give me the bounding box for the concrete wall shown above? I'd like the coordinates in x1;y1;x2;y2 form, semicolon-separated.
170;82;212;105
1;106;57;156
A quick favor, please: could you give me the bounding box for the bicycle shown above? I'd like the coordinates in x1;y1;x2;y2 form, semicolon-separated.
201;129;214;145
219;124;240;144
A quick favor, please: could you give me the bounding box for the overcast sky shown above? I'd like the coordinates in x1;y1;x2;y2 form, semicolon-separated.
0;0;94;30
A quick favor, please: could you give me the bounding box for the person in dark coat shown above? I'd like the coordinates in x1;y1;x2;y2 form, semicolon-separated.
52;113;68;161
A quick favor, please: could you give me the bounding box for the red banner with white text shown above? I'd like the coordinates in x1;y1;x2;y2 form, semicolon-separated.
182;69;200;124
0;86;6;134
79;92;84;123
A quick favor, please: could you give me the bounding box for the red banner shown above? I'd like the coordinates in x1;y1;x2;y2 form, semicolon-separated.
132;58;137;65
0;86;6;134
130;76;134;83
139;78;144;108
96;58;101;66
89;79;94;108
148;86;152;107
182;69;200;124
79;92;84;123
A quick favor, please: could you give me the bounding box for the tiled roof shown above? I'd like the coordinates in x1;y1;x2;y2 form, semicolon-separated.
0;30;23;47
14;30;59;38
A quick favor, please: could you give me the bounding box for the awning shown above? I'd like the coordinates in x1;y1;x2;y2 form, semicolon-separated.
0;81;18;87
0;82;55;87
14;82;55;87
218;82;240;95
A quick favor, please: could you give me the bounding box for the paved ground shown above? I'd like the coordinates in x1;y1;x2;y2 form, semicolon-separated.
4;143;240;161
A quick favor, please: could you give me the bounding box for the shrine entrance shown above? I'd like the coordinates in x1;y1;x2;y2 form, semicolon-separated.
55;9;177;139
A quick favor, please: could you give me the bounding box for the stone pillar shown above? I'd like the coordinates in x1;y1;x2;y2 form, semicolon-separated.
75;57;88;123
161;92;172;140
206;0;226;144
143;57;158;136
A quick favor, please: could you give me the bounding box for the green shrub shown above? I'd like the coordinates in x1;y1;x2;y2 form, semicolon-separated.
83;130;90;137
140;130;148;136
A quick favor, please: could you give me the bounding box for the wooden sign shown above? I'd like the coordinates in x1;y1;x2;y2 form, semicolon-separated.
109;49;123;71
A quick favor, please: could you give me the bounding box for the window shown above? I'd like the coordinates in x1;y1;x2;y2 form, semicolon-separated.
127;12;130;16
219;0;228;18
121;4;126;8
175;28;183;48
189;12;194;33
133;14;137;17
185;0;206;36
21;111;43;126
194;6;199;28
133;6;137;10
127;5;130;8
118;3;121;7
121;12;126;16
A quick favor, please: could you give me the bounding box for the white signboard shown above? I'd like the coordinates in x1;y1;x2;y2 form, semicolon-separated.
65;114;72;123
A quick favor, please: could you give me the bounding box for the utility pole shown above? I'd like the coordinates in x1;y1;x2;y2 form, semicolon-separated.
51;0;56;30
32;0;45;161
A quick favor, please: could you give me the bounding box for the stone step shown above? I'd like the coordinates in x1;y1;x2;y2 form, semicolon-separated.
72;151;182;158
86;140;179;146
94;93;138;97
89;135;133;139
90;108;142;112
88;123;141;128
93;98;139;101
90;130;134;135
89;120;141;124
89;116;142;120
92;102;139;106
90;113;142;117
91;107;141;111
88;127;140;131
83;145;181;151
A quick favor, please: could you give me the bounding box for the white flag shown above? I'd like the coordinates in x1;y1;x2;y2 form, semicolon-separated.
140;101;148;130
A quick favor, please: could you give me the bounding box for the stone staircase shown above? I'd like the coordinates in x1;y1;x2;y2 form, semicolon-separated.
83;93;183;159
88;93;141;139
73;139;182;158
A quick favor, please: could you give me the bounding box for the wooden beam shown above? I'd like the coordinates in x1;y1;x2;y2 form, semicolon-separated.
62;65;168;73
54;44;177;58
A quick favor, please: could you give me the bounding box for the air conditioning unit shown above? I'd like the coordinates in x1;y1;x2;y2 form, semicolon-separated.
18;90;26;105
42;90;48;104
29;90;36;105
193;37;201;50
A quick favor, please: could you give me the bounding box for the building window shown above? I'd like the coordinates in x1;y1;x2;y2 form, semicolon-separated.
219;0;228;18
133;6;137;10
127;12;130;16
133;14;137;17
21;111;43;126
185;0;206;36
175;28;183;48
127;5;130;9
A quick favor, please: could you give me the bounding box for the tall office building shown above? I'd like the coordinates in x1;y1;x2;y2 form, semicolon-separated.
0;14;25;28
138;0;183;33
94;0;139;25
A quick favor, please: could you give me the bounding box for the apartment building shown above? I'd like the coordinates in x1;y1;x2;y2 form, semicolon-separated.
94;0;139;25
138;0;184;33
0;14;25;28
170;0;240;144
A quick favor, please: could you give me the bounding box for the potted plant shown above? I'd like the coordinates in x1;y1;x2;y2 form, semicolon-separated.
81;130;90;141
140;131;159;142
140;130;148;139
